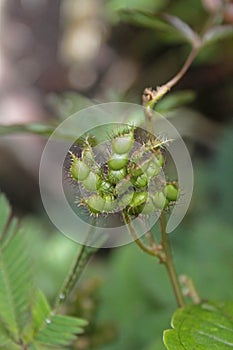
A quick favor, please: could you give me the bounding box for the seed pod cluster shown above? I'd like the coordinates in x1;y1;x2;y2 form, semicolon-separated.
68;126;179;216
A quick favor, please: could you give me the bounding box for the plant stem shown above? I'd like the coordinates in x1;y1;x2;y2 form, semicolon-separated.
123;212;154;256
141;45;200;307
122;212;165;260
179;275;201;304
143;46;200;111
54;225;98;311
166;47;199;90
159;211;185;308
124;211;184;306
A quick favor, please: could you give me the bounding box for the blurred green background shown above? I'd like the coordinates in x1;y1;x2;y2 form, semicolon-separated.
0;0;232;349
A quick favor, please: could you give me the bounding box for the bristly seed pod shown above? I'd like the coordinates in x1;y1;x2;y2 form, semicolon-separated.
108;168;127;185
146;159;161;178
133;174;148;188
97;180;112;194
85;195;105;214
157;152;164;167
130;191;148;208
70;153;90;181
127;191;148;215
141;197;155;214
103;195;117;212
164;184;179;201
118;191;134;209
112;132;134;154
108;153;129;170
82;172;99;191
68;125;176;217
152;192;167;210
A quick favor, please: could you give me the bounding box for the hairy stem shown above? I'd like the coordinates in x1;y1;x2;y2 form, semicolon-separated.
123;212;155;256
159;211;185;307
123;212;165;260
54;225;98;311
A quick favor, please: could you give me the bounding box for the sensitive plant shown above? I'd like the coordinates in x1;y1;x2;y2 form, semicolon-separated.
0;4;233;350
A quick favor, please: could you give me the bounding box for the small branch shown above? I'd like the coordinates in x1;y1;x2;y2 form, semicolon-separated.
18;339;28;350
179;274;201;304
124;211;185;307
54;225;98;312
159;211;185;307
142;46;200;111
166;47;200;90
123;212;165;260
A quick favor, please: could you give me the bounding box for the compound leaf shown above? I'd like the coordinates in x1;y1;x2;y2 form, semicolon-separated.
30;290;87;348
0;193;33;342
0;193;88;349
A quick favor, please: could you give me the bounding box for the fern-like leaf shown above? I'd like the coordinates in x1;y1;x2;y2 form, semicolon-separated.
0;317;24;349
0;193;88;349
30;291;87;348
0;194;33;343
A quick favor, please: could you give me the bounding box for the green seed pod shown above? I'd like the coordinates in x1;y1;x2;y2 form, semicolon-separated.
146;160;161;178
152;192;166;210
97;180;112;194
82;172;99;191
131;167;143;178
130;191;148;208
157;152;164;167
82;147;99;172
82;147;94;162
118;191;134;209
141;197;155;214
115;178;132;196
164;184;179;201
85;195;105;214
103;195;116;213
112;134;134;154
70;155;90;181
133;174;148;188
130;158;151;178
108;153;128;170
108;168;127;185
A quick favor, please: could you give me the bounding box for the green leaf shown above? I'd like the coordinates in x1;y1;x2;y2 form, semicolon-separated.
155;90;196;113
164;301;233;349
202;25;233;46
120;9;174;30
0;123;56;137
0;193;33;341
30;291;87;348
162;13;200;47
120;10;200;45
106;0;166;12
0;194;88;349
48;92;94;120
0;121;86;140
0;321;12;347
31;291;51;335
0;195;11;234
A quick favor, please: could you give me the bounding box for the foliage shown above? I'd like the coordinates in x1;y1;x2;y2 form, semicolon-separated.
164;301;233;349
0;0;233;348
0;194;87;349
